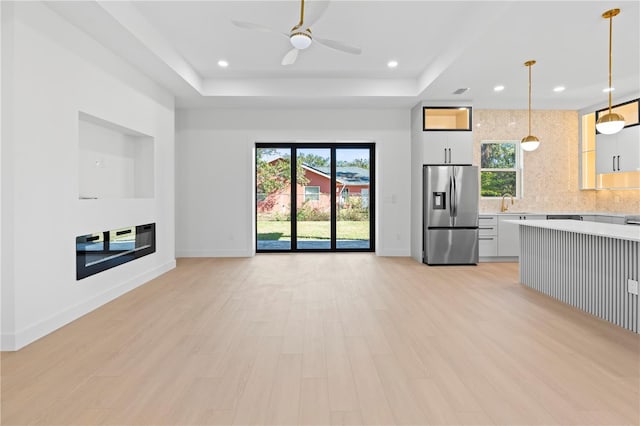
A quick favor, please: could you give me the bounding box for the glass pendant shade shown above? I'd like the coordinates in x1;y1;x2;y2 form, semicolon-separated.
596;112;625;134
521;135;540;152
290;33;312;49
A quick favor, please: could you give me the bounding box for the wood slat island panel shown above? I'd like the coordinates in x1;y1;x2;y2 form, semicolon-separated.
518;220;640;333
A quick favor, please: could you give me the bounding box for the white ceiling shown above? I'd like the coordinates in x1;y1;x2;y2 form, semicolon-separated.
48;1;640;110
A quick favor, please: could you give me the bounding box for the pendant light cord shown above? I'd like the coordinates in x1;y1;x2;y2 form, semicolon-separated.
608;13;613;114
528;63;532;135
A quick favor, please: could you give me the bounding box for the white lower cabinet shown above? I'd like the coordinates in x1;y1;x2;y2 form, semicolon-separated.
480;213;629;262
478;215;497;257
497;214;545;257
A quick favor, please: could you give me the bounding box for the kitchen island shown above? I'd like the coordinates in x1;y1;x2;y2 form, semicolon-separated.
512;219;640;333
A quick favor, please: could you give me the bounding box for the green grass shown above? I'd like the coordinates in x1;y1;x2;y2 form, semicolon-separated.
257;220;370;241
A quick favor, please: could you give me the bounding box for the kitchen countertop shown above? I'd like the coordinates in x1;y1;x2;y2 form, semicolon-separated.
507;219;640;242
480;211;638;217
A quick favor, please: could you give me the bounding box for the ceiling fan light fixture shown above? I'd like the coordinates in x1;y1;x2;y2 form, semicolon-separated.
290;31;312;49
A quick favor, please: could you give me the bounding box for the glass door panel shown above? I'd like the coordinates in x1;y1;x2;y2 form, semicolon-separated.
256;147;292;250
296;148;331;249
336;148;371;249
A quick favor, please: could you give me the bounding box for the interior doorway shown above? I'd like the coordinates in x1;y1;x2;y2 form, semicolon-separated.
256;143;375;252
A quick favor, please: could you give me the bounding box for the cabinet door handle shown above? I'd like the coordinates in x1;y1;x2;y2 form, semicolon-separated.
479;227;494;230
617;155;621;171
613;156;616;171
448;148;452;163
479;237;494;240
444;148;448;163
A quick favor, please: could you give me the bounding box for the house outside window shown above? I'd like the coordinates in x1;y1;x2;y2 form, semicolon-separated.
361;188;369;209
480;141;522;197
304;186;320;201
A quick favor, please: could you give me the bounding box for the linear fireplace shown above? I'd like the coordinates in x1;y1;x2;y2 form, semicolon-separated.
76;223;156;280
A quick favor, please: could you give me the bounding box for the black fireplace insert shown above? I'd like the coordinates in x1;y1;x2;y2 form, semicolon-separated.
76;223;156;280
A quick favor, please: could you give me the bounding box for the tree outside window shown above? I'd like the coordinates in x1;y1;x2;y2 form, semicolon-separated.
480;141;522;197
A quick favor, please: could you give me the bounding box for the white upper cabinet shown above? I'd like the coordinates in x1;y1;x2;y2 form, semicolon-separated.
596;132;619;174
596;126;640;174
617;126;640;172
423;131;473;165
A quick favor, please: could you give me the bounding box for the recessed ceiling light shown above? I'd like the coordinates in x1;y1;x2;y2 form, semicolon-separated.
494;85;505;92
218;60;229;68
553;86;566;92
603;87;615;92
387;60;398;68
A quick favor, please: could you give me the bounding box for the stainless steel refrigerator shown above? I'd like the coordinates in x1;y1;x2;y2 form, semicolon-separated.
423;165;479;265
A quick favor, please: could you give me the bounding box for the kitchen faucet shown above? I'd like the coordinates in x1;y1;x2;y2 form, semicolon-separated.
501;193;514;212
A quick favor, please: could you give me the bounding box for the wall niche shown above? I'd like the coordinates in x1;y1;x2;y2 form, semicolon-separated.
78;112;154;199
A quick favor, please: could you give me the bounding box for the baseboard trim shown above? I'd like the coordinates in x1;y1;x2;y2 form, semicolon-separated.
479;256;519;263
2;260;176;351
176;249;253;258
377;248;411;257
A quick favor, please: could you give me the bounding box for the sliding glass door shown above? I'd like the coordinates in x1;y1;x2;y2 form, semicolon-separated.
296;148;332;249
256;143;375;252
256;147;292;251
336;147;371;249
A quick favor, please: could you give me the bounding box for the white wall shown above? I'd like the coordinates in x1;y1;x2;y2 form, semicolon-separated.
410;104;425;262
1;2;175;350
175;108;411;257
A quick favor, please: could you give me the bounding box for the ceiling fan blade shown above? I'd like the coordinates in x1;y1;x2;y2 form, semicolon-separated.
231;20;273;31
301;0;330;28
282;48;299;66
314;37;362;55
231;20;288;38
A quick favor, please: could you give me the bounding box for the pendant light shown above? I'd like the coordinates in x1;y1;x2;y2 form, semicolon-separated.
521;60;540;152
595;8;625;135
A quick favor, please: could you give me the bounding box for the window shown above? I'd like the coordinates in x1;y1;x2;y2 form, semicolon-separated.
304;186;320;201
480;141;522;197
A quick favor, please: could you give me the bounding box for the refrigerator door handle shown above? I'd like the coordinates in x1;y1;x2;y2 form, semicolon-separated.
448;176;454;218
452;174;457;217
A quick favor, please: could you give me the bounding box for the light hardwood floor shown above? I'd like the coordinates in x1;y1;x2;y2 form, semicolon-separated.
2;254;639;425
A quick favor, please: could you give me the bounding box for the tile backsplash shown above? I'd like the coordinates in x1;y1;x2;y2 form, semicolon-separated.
595;189;640;214
474;110;637;214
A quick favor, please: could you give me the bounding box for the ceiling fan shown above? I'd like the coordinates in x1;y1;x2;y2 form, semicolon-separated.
232;0;362;66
